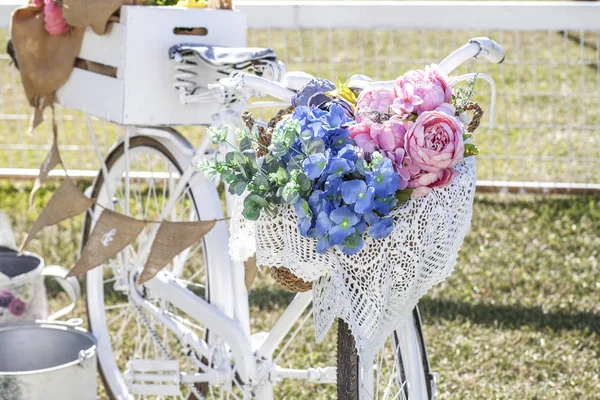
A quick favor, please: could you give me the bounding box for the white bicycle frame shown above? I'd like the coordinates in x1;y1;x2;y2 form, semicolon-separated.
88;37;504;399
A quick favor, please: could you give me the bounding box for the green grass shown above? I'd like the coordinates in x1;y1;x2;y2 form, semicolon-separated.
2;181;598;399
1;28;600;185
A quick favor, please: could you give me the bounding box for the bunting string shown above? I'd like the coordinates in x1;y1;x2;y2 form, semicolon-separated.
22;141;228;285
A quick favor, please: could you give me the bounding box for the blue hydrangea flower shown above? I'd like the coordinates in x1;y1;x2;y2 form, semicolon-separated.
325;157;353;179
368;217;394;239
337;145;360;164
321;103;349;129
292;107;323;137
354;219;367;235
341;180;375;213
322;177;343;206
316;235;331;253
294;199;313;236
363;211;380;225
340;232;365;255
328;98;355;119
303;153;329;179
327;129;353;152
292;79;336;108
374;195;398;215
366;158;401;197
328;206;360;245
313;211;333;237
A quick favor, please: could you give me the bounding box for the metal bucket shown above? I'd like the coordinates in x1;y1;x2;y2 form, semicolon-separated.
0;321;97;400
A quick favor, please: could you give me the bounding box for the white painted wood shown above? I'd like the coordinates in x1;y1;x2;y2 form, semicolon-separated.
78;24;126;69
236;1;600;31
120;6;246;125
0;2;17;29
56;6;247;126
56;68;124;124
2;2;600;30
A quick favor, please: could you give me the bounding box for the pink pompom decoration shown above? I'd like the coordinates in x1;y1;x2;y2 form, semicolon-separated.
43;0;69;36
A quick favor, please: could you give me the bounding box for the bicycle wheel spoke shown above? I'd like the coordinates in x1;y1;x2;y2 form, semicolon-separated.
86;139;240;399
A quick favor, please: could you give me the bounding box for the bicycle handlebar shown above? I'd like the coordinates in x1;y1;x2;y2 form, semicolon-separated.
439;37;505;75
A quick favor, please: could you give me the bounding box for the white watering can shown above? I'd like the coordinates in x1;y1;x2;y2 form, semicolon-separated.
0;320;97;400
0;212;79;323
0;211;96;400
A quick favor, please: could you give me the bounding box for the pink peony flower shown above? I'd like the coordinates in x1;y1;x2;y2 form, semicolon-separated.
370;117;407;151
391;83;423;116
349;121;377;153
355;87;395;121
8;297;26;316
408;168;459;198
404;110;465;173
435;102;456;116
394;64;453;114
381;148;414;189
350;117;410;156
43;0;69;36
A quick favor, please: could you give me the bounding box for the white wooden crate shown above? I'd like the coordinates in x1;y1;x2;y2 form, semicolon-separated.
56;6;247;126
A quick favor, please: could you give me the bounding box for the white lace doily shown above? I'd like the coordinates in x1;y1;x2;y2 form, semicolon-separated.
230;158;476;355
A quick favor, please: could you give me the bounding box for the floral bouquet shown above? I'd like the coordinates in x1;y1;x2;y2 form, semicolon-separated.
205;65;482;351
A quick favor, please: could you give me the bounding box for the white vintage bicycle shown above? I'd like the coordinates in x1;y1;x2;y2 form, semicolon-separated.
82;37;504;399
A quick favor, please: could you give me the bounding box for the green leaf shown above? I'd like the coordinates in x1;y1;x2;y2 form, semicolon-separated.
222;171;237;184
233;151;246;165
242;204;261;221
251;124;261;139
229;180;247;196
239;136;253;153
269;142;289;158
371;152;385;169
242;193;268;220
464;143;480;158
263;157;282;173
296;173;312;192
250;174;270;193
268;167;289;185
300;130;313;144
463;133;472;141
286;155;305;173
198;160;219;179
225;151;237;166
209;126;228;144
395;189;413;205
307;138;325;155
281;120;300;144
281;182;300;204
356;159;368;175
246;193;268;207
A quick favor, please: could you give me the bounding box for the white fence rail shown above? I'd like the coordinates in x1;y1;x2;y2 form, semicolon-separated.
1;1;600;193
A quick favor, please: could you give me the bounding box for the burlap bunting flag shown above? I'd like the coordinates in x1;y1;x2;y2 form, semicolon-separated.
20;178;94;251
63;0;126;35
29;114;63;207
68;209;147;277
139;220;216;284
244;256;258;289
10;6;84;131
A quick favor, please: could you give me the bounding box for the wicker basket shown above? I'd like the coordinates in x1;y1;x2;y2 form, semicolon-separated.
269;267;312;292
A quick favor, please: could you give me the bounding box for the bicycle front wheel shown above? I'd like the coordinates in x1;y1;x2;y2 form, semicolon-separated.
337;307;433;400
83;130;238;399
